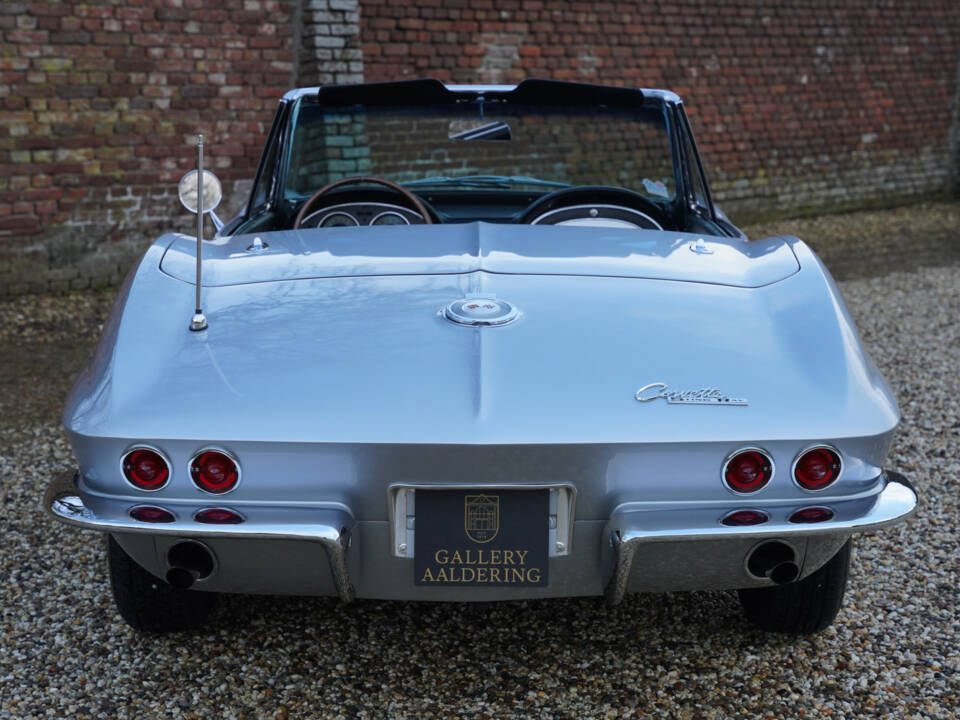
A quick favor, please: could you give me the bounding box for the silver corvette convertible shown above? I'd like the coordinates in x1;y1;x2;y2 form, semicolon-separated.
45;79;917;634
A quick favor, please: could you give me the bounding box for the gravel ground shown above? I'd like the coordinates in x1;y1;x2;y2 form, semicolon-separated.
1;204;958;719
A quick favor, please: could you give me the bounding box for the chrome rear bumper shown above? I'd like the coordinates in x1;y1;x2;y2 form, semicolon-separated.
44;471;355;601
44;470;915;603
604;471;917;604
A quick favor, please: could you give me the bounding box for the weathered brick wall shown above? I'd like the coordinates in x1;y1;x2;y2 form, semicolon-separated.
0;0;299;296
361;0;960;220
1;0;958;298
299;0;363;84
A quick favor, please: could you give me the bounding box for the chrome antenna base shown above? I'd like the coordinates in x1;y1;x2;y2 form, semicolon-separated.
189;312;208;332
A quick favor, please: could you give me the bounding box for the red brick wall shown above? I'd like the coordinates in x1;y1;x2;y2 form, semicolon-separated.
361;0;960;219
1;1;958;297
0;0;296;295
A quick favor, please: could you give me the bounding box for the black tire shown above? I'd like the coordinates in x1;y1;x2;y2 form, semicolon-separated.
738;539;851;634
106;535;218;633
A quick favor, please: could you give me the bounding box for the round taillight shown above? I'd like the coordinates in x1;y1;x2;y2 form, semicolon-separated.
122;448;170;491
721;509;769;526
789;506;835;524
794;447;841;490
190;450;239;494
194;507;244;524
723;449;773;493
129;505;175;523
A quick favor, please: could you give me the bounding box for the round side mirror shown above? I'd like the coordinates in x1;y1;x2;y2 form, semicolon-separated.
178;170;222;214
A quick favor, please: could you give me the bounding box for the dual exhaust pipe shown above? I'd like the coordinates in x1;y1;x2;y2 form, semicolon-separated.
165;541;215;589
746;540;800;585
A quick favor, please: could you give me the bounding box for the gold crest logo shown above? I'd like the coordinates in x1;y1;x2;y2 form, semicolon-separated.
464;494;499;543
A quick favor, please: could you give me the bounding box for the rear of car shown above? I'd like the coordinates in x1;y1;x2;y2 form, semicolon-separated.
44;79;916;635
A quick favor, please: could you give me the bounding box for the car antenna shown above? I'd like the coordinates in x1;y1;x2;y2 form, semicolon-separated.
189;134;208;332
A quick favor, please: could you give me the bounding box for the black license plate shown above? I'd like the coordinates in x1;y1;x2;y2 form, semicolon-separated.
414;489;549;587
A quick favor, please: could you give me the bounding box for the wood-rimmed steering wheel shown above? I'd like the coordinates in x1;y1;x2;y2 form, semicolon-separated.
293;176;434;229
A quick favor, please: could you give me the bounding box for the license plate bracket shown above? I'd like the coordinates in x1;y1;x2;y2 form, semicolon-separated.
414;488;549;587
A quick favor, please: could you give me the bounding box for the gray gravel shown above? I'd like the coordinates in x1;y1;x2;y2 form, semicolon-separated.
1;205;958;719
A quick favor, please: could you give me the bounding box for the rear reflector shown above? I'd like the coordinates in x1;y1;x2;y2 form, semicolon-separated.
721;509;769;526
789;506;835;524
194;507;244;525
129;506;175;523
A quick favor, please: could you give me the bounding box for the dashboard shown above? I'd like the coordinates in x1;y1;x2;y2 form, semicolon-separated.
290;184;676;232
298;202;426;229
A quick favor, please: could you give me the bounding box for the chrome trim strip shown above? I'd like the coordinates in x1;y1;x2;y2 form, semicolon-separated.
604;471;917;605
44;472;355;602
608;476;885;514
119;444;172;492
790;443;843;492
76;477;353;513
387;482;577;559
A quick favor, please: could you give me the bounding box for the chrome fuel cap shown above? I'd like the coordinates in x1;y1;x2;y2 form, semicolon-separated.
444;298;519;327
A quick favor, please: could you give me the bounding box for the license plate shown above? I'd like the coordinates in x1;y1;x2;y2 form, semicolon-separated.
414;489;549;587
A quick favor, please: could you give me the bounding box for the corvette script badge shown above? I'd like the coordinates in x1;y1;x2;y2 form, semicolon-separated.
635;382;748;406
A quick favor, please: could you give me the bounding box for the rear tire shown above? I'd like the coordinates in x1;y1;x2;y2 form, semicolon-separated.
738;539;851;634
107;535;218;633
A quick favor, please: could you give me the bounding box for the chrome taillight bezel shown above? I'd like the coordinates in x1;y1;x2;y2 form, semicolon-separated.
721;447;775;495
120;444;172;492
791;444;843;492
188;447;242;495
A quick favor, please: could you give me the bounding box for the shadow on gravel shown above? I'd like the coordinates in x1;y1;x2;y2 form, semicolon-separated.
122;589;797;710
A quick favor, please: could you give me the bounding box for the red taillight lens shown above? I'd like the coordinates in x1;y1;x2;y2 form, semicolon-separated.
721;509;769;526
789;506;835;524
723;450;772;493
190;450;239;494
194;508;244;524
122;448;170;490
794;447;841;490
129;506;175;523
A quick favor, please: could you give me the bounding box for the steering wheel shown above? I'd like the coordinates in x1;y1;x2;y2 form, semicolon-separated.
293;176;434;229
519;185;668;229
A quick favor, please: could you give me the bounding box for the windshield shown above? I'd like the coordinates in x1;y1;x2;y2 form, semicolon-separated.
284;100;676;204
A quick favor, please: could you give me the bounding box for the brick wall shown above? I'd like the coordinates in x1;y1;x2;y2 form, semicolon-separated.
1;0;958;298
0;0;300;296
361;0;960;220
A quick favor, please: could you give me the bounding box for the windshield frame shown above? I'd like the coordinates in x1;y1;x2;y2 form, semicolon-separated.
277;92;683;210
249;81;698;226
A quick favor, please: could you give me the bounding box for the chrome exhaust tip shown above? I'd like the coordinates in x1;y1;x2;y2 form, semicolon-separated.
746;540;798;585
166;540;215;588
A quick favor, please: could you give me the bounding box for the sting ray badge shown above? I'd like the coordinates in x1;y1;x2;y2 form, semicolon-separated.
635;382;748;406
